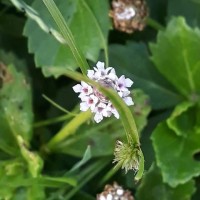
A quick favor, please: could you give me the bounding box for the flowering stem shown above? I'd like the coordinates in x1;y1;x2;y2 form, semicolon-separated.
65;70;140;145
146;17;165;31
33;114;71;128
43;0;90;75
46;110;92;151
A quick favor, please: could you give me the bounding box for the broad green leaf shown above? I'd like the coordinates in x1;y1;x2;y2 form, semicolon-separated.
167;0;200;26
136;164;196;200
151;103;200;187
150;17;200;97
109;42;183;110
0;64;33;152
12;0;110;77
167;101;194;136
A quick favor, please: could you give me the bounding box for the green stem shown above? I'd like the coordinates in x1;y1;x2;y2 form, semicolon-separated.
146;17;165;31
64;158;110;199
65;70;140;145
42;94;78;116
98;163;120;187
43;0;90;74
46;110;92;151
34;114;72;128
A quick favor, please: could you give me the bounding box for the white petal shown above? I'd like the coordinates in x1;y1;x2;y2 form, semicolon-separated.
99;196;106;200
112;108;120;119
107;194;113;200
94;112;103;123
72;84;82;93
90;95;98;104
108;72;117;81
87;70;95;79
125;78;133;87
118;91;123;97
78;93;88;101
98;102;106;109
96;61;105;70
102;109;110;117
118;75;125;83
105;67;112;73
124;97;134;106
80;102;89;111
95;71;103;79
122;90;130;97
81;81;89;88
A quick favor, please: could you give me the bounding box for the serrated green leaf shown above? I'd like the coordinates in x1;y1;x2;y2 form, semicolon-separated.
150;17;200;97
13;0;110;77
0;64;33;152
136;164;196;200
151;103;200;187
109;42;183;110
167;101;194;136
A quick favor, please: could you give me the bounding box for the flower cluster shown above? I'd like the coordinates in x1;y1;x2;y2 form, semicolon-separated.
73;61;134;123
97;182;134;200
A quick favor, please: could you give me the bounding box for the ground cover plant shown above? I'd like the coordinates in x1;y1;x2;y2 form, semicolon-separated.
0;0;200;199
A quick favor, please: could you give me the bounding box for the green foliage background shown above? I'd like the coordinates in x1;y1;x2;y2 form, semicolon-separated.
0;0;200;199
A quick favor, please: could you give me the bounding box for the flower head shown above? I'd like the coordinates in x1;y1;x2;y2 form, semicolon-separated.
97;182;134;200
113;140;140;173
109;0;149;33
73;61;134;123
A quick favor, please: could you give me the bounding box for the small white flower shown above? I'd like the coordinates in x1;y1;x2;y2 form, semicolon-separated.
117;75;133;91
73;81;93;95
73;61;134;123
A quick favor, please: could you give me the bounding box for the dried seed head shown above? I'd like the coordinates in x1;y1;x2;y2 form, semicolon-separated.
113;140;140;173
97;182;134;200
110;0;149;33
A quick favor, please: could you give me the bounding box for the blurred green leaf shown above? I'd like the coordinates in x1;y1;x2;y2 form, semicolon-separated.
68;146;91;173
167;0;200;26
0;13;24;37
27;185;46;200
11;0;110;77
150;17;200;97
109;42;183;110
56;126;114;157
151;103;200;187
0;64;33;152
136;164;196;200
132;89;151;134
